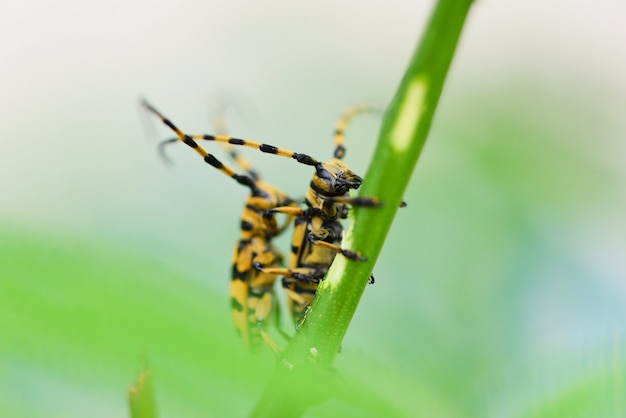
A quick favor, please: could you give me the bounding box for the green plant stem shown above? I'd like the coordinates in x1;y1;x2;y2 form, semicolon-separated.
251;0;474;416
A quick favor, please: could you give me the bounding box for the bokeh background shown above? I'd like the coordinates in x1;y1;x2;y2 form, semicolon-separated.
2;1;625;417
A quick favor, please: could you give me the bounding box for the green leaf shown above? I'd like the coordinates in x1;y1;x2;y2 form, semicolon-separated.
128;365;158;418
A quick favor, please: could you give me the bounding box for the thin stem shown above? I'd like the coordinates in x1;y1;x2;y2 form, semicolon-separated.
251;0;474;415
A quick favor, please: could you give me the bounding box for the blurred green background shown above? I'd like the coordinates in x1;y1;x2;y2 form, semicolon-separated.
1;1;625;417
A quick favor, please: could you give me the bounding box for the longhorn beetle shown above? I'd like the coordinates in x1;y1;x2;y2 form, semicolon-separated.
256;105;382;324
143;99;297;352
145;100;381;325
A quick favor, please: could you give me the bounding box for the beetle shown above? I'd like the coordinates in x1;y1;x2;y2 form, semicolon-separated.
149;103;382;324
143;99;297;352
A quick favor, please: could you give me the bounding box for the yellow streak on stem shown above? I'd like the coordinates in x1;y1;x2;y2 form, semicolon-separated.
391;77;427;152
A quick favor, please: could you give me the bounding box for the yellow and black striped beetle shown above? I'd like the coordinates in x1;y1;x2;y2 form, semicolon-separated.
251;106;382;324
148;104;381;325
143;99;297;352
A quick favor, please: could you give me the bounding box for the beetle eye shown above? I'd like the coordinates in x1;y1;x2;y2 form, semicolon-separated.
315;168;332;181
253;188;269;198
